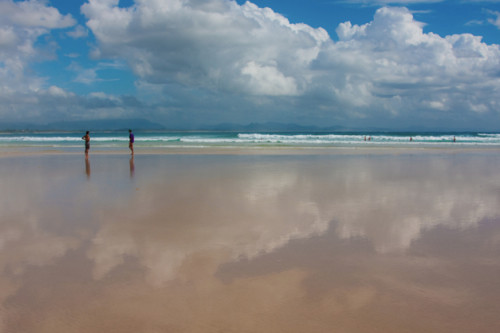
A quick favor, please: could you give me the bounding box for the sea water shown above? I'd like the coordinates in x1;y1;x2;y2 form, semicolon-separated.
0;131;499;150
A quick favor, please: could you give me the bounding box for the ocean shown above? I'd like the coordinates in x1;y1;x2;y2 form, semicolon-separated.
1;131;499;150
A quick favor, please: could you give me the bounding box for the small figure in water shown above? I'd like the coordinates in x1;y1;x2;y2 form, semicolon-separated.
82;131;90;158
410;137;413;142
453;136;456;142
129;129;134;155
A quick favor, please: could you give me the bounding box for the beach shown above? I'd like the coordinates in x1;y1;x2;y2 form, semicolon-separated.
1;148;500;332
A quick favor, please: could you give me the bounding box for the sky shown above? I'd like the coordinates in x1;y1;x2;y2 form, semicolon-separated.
1;0;500;131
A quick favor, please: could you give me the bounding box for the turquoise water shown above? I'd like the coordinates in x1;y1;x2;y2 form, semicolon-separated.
0;131;499;149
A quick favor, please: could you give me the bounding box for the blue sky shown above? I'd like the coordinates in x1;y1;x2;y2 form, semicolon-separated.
1;0;500;130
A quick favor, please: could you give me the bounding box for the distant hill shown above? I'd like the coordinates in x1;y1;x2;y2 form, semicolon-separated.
0;119;402;133
1;118;165;131
174;122;346;132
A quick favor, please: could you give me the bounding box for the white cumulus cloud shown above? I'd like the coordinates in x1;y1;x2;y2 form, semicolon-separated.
81;0;329;96
241;61;299;96
488;10;500;29
67;24;89;39
78;0;500;129
0;0;76;98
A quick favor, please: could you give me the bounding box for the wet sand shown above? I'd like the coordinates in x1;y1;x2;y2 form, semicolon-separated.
1;149;500;332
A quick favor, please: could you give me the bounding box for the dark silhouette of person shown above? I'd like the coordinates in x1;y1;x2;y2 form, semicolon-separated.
82;131;90;158
129;129;134;155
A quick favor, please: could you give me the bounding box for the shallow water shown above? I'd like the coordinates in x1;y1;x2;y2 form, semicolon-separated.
1;151;499;332
2;130;500;150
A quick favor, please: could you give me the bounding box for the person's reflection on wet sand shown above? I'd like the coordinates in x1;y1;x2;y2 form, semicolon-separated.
129;156;135;178
85;158;91;179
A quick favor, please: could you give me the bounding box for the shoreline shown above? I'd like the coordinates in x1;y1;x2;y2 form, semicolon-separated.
1;144;500;157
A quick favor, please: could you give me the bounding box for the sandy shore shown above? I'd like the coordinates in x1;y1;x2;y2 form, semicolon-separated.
1;149;499;332
1;143;500;157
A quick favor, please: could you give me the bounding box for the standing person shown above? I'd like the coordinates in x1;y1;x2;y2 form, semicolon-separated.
129;129;134;155
82;131;90;158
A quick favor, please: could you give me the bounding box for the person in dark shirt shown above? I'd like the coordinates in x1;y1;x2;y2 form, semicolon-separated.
129;129;134;155
82;131;90;158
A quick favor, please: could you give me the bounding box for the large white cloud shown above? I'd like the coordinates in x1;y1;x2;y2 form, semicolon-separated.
326;7;500;118
81;0;329;97
78;0;500;129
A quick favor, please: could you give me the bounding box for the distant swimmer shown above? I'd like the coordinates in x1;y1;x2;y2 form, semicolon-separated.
129;129;134;155
453;136;456;142
82;131;90;158
410;137;413;142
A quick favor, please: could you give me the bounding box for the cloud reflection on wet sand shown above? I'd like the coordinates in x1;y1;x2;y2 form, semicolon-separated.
0;152;499;332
